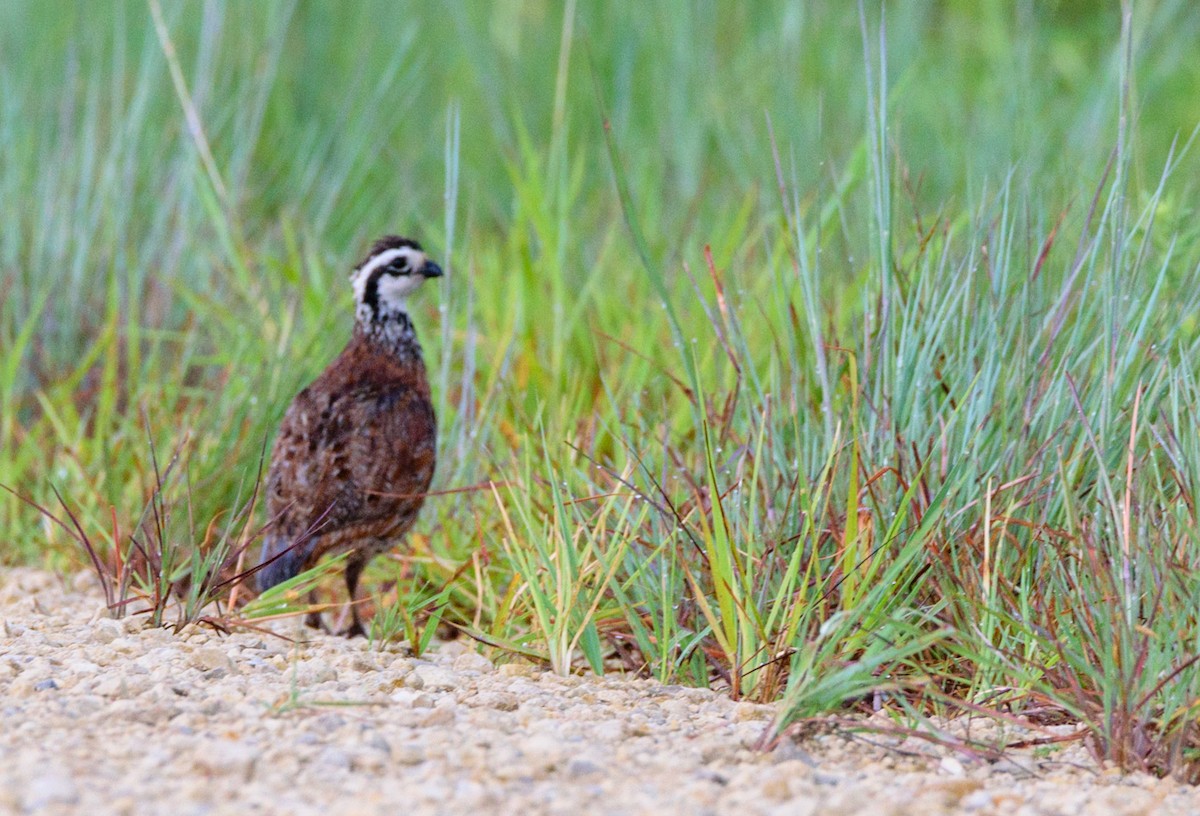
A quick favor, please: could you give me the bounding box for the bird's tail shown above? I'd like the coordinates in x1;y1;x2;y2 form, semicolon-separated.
255;534;311;593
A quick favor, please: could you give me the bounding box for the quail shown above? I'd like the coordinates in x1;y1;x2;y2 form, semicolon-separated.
256;235;442;636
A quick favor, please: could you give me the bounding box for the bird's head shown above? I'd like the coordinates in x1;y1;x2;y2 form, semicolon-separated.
350;235;443;320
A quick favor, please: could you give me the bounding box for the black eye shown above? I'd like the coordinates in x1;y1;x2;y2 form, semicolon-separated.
387;259;410;275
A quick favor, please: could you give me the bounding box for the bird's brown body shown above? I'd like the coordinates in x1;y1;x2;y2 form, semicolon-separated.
256;235;442;636
264;329;436;579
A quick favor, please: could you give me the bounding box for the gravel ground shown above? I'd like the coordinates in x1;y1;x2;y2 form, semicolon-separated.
1;568;1197;816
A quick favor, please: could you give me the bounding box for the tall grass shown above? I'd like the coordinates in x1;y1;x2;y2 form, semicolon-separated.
5;0;1200;779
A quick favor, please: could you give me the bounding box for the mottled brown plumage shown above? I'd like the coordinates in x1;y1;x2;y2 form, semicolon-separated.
256;235;442;636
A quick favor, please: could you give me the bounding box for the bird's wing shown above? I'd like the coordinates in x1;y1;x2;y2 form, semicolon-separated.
266;375;436;537
266;381;364;536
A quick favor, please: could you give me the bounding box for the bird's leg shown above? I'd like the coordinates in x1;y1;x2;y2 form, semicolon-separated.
342;555;368;638
304;588;327;631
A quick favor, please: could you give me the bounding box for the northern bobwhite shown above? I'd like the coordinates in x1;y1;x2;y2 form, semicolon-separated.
256;235;442;637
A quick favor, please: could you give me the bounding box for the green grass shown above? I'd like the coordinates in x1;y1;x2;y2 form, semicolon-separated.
5;0;1200;780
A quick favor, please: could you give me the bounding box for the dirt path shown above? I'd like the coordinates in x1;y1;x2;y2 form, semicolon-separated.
0;568;1194;815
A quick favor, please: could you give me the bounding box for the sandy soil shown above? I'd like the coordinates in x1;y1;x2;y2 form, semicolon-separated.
1;568;1196;816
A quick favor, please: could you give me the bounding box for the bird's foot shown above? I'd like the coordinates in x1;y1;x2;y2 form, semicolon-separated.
340;620;367;638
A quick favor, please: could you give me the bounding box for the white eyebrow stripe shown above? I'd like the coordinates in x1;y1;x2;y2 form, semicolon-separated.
358;248;409;279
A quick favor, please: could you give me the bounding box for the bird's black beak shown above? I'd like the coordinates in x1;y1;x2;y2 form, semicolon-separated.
421;260;444;279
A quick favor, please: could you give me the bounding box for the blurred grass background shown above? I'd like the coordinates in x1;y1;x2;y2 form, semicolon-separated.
5;0;1200;775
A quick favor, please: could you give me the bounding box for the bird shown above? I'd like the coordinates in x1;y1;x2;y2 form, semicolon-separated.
255;234;443;637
